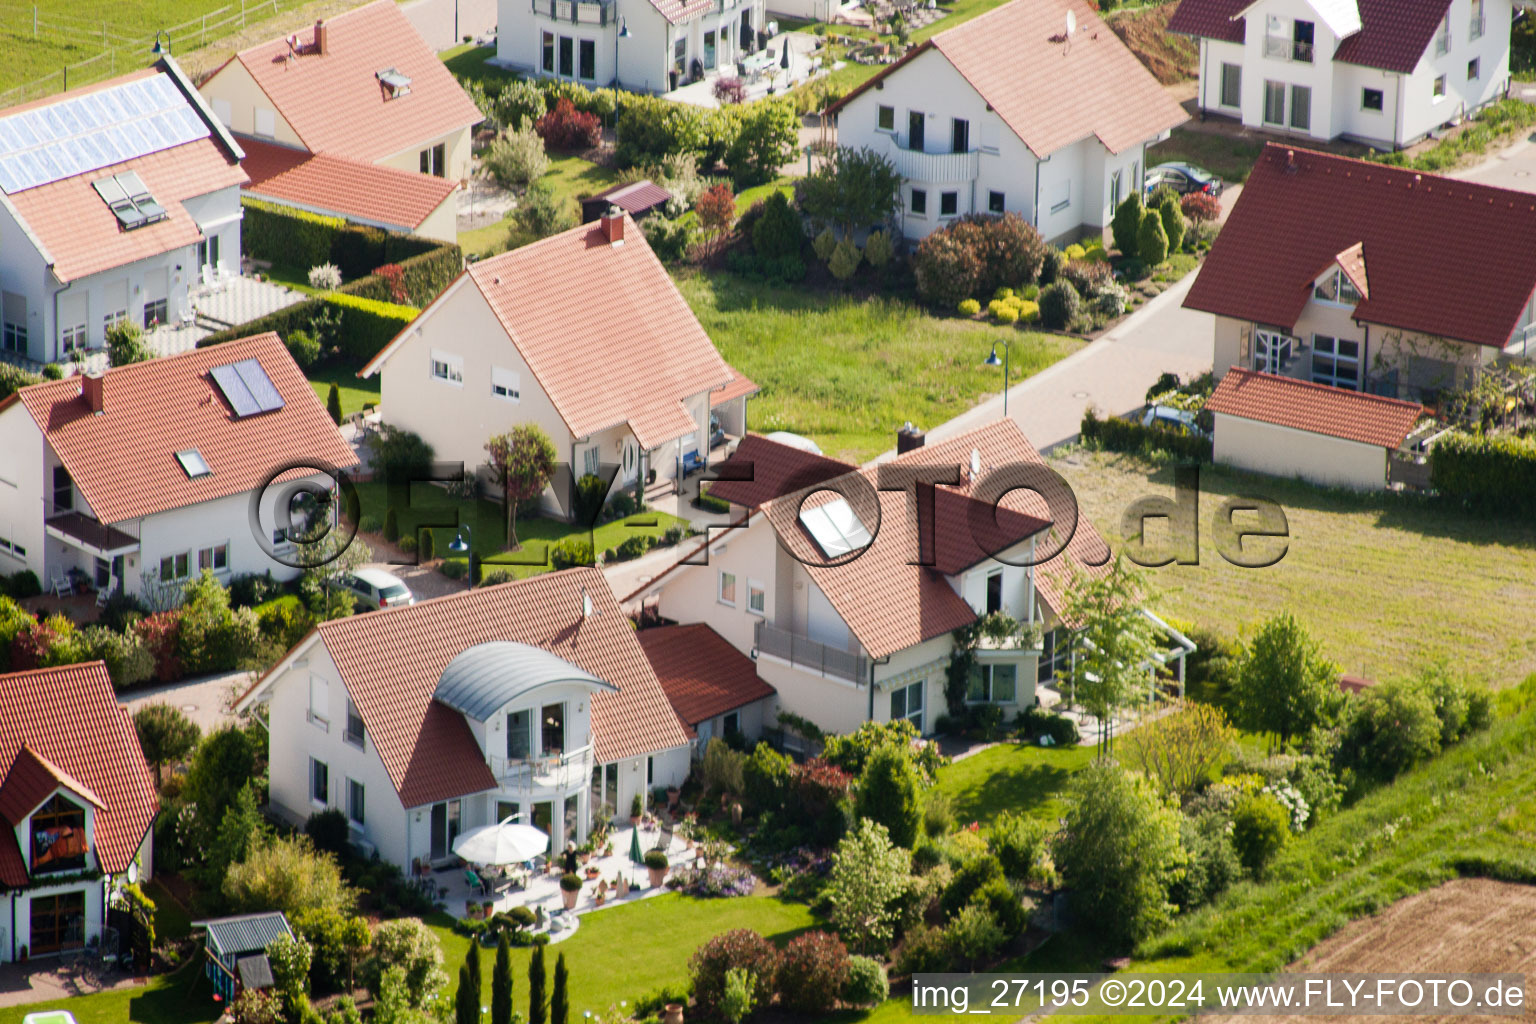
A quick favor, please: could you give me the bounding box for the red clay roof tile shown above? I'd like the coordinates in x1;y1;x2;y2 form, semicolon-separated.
0;662;159;886
1206;368;1424;448
239;136;457;231
1166;0;1246;43
637;624;776;728
829;0;1187;157
300;569;690;808
1168;0;1453;73
705;434;857;510
0;745;105;826
232;0;481;164
1184;144;1536;348
17;333;358;525
710;366;760;408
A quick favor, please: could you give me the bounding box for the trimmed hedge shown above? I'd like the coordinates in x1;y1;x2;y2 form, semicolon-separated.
1081;408;1212;461
198;292;418;364
242;198;446;279
1430;431;1536;516
0;363;42;401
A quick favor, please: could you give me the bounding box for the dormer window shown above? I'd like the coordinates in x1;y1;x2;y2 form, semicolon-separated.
1314;268;1362;305
377;68;413;98
31;793;87;873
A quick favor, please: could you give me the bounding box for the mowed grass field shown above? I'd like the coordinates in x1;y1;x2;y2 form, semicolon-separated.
1052;450;1536;686
679;271;1082;464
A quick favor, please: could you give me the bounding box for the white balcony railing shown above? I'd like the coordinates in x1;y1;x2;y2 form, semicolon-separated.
488;745;594;795
889;145;979;184
755;620;868;683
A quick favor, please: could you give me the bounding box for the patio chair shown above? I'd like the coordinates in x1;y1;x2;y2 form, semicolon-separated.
178;302;196;327
465;868;488;895
682;449;704;476
200;264;218;293
50;569;71;598
217;258;235;284
96;576;117;608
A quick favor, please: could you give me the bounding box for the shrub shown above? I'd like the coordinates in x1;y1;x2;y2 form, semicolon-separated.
1111;192;1145;255
418;528;436;561
751;191;804;260
80;625;154;689
614;534;651;560
382;508;400;542
812;227;838;262
1038;280;1081;330
713;76;748;105
958;298;981;316
988;811;1051;883
940;854;1004;917
549;537;594;569
1038;246;1066;286
913;229;982;307
988;299;1019;323
515;180;576;240
726;99;800;188
398;534;417;554
440;559;468;580
372;426;435;486
305;808;352;860
945;903;1005;969
641;215;692;264
743;742;793;812
286;330;320;370
827;819;909;953
896;924;951;975
1137;208;1170;265
1430;431;1536;516
1180;191;1220;224
572;473;609;526
535;98;601;150
864;229;893;268
1080;407;1212;461
828;238;862;280
856;745;922;848
1062;258;1112;297
485;127;550;187
308;263;343;290
1064;243;1086;260
689;929;778;1019
105;319;152;366
1231;792;1290;876
1158;194;1187;253
777;931;849;1015
842;956;889;1007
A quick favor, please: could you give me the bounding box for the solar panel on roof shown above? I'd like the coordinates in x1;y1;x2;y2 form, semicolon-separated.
233;358;285;414
0;73;211;195
210;359;284;417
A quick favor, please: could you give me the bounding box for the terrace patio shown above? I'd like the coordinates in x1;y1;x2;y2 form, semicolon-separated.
433;823;703;943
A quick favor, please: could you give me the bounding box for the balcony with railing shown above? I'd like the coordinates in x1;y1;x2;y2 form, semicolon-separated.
754;619;868;683
488;745;594;795
890;144;979;183
538;0;613;25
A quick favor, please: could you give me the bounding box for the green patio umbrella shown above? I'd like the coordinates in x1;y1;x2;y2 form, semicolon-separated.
629;825;644;865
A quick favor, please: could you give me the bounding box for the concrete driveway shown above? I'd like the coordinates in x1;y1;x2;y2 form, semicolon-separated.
1448;82;1536;193
120;669;250;734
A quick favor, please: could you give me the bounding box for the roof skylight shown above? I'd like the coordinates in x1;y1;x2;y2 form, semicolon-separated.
91;170;167;231
799;497;873;558
176;448;211;478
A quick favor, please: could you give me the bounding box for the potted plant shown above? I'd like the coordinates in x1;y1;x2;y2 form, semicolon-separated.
664;1004;685;1024
595;890;606;907
667;785;681;810
579;842;592;865
645;848;669;888
603;840;615;857
559;872;582;910
584;864;601;880
678;814;697;849
630;792;643;825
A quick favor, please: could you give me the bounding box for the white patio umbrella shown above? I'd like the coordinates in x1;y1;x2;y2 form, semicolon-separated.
452;819;549;865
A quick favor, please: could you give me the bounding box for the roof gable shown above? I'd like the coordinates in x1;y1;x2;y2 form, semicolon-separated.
0;662;159;885
830;0;1187;157
17;333;358;524
1184;145;1536;347
637;624;776;728
1235;0;1360;38
1169;0;1451;71
233;0;481;163
0;744;105;825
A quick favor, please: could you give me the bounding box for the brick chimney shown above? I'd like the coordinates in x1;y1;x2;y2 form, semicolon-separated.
600;205;625;246
81;370;105;415
314;19;327;55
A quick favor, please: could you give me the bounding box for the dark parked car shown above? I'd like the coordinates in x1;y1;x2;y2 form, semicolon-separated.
1145;162;1224;198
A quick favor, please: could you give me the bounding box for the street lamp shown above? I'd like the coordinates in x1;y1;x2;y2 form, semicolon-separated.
449;523;472;555
984;339;1011;416
150;29;172;56
613;16;631;91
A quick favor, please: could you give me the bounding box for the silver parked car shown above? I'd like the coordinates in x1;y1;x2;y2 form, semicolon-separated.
338;568;415;611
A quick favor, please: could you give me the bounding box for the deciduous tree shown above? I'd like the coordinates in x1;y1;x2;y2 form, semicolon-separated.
1233;613;1339;748
133;703;200;784
1060;558;1161;752
826;819;910;953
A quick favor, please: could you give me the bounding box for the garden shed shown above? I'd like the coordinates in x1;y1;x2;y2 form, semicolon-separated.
197;911;293;1001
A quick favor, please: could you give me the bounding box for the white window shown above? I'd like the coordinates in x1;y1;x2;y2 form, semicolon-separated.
61;321;87;355
1254;330;1292;373
1471;0;1484;40
310;758;329;805
491;366;521;402
1220;62;1241;107
889;681;924;730
1433;75;1447;99
345;700;366;748
308;674;330;729
254;107;276;138
103;309;128;333
1263;80;1286;125
1315;268;1361;306
1311;335;1361;389
158;551;191;581
582;445;600;477
1436;14;1451;56
1264;14;1289;58
747;579;766;615
3;291;27;354
1048;178;1070;214
430;348;463;385
1038;626;1070;683
348;778;365;826
1289;84;1311;131
967;662;1018;704
718;570;737;605
876;104;894;131
1362;88;1385;112
197;543;228;573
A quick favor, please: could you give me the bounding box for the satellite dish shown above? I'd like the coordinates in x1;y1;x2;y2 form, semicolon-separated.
127;863;138;885
1065;9;1077;36
970;449;982;478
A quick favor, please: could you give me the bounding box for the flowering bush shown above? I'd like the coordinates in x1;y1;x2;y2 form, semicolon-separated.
1180;191;1221;224
1264;779;1310;832
307;263;342;290
666;864;757;898
777;931;850;1015
375;263;408;304
135;611;184;682
712;77;748;105
689;929;779;1018
535;98;601;150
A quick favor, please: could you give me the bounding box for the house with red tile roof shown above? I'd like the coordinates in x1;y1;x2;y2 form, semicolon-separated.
232;568;692;868
624;419;1193;738
1167;0;1511;149
0;58;247;364
637;623;776;748
198;0;481;242
1185;144;1536;401
0;333;356;597
495;0;764;95
824;0;1187;242
360;211;750;516
1;661;159;962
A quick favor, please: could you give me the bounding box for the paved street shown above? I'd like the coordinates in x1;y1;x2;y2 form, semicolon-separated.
1450;82;1536;192
404;0;497;50
120;670;249;734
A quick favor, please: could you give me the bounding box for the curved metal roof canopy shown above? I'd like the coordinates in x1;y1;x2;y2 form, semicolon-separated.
434;641;617;721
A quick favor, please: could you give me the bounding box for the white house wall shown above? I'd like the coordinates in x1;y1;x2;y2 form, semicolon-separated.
3;881;105;963
0;404;46;582
1212;411;1388;489
1396;0;1511;144
199;60;303;146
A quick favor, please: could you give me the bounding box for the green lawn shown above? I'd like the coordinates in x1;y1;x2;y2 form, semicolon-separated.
431;894;820;1017
309;364;380;420
678;270;1081;463
0;960;219;1024
458;155;624;258
1054;451;1536;686
442;43;521;88
735;177;799;215
353;481;688;577
931;741;1096;828
1146;132;1267;185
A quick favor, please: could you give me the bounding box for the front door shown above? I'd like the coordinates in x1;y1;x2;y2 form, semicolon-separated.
429;799;462;860
1254;330;1292;374
30;890;86;954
